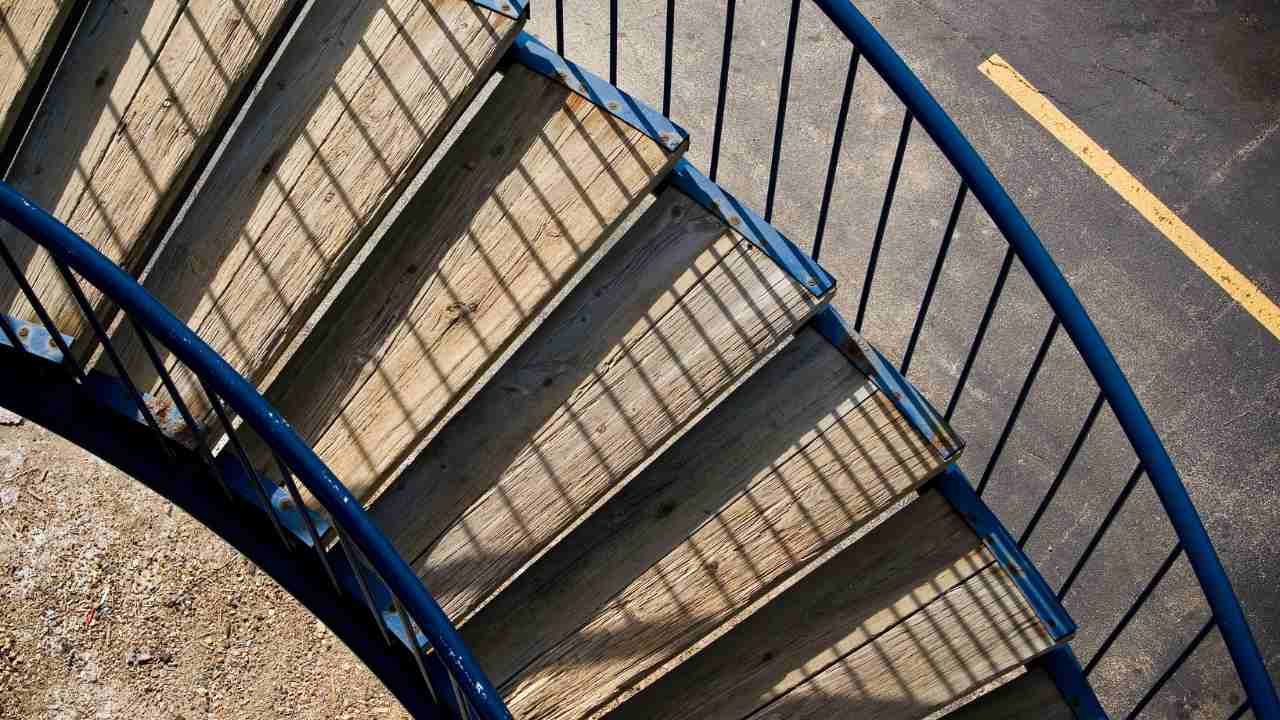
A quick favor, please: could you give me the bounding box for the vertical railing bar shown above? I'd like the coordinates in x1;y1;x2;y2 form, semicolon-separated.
0;242;84;380
811;48;860;262
450;672;473;720
554;0;565;55
854;108;912;332
128;316;229;496
0;312;24;350
976;316;1061;495
199;381;294;549
335;526;393;646
273;453;340;593
1019;391;1107;546
900;181;966;376
763;0;802;222
945;244;1015;420
662;0;675;117
609;0;618;86
1058;462;1145;601
392;596;440;705
51;261;173;456
708;0;737;181
1125;618;1217;720
1227;701;1250;720
1085;542;1184;675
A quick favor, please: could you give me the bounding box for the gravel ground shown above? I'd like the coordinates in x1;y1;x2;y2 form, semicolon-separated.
0;417;408;720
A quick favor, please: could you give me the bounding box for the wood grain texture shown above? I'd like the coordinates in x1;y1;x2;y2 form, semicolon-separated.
606;491;992;720
501;390;945;720
251;63;678;503
460;328;876;685
745;564;1056;720
372;189;730;553
0;1;76;149
0;0;298;339
108;0;521;412
942;668;1075;720
402;224;826;624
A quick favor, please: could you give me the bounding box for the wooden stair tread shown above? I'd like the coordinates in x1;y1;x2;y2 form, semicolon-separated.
371;185;827;623
252;61;680;502
1;0;300;341
0;2;76;150
942;667;1077;720
460;326;877;685
606;491;994;720
496;351;945;720
107;0;522;415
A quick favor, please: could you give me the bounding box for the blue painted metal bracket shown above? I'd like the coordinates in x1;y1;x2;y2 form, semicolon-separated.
469;0;527;21
507;33;689;154
1036;646;1109;719
810;305;962;459
0;312;73;364
667;160;837;300
933;465;1077;642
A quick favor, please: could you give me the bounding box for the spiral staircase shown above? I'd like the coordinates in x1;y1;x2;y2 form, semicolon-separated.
0;1;1275;719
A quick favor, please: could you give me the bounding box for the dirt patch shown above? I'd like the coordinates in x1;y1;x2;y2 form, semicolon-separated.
0;421;408;719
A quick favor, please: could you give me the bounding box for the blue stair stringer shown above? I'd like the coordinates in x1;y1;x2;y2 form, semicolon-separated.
0;347;464;720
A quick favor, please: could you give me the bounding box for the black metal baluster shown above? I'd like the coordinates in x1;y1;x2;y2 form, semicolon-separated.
335;527;393;646
555;0;565;55
1227;701;1250;720
199;382;294;548
0;242;84;380
1019;392;1106;546
392;595;440;704
976;317;1061;495
1125;619;1216;720
945;245;1015;420
274;453;340;593
50;261;172;456
663;0;675;117
1058;462;1145;601
1085;543;1184;675
764;0;801;222
708;0;737;181
855;108;912;332
812;48;859;262
900;181;966;376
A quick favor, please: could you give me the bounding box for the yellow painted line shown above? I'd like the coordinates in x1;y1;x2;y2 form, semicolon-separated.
979;53;1280;343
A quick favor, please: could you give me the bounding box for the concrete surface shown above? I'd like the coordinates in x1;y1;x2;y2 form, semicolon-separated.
525;1;1278;717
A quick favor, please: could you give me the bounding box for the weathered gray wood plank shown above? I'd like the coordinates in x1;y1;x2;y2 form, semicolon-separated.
460;328;877;685
942;668;1076;720
500;390;945;720
606;491;992;720
250;63;679;503
108;0;522;412
372;189;731;552
402;224;826;623
745;564;1056;720
0;1;76;149
0;0;299;339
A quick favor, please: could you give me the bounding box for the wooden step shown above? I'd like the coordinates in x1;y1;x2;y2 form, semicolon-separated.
605;490;1049;720
459;326;877;686
0;0;302;342
369;183;831;624
0;2;79;150
244;56;685;503
105;0;524;411
487;336;947;720
942;667;1079;720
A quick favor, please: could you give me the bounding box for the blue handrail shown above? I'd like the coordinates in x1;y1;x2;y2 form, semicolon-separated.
0;182;512;720
810;1;1278;716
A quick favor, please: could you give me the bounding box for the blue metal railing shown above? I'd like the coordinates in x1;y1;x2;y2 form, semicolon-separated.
0;182;513;720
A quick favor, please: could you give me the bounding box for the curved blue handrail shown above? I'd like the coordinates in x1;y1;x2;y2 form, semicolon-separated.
0;182;512;720
810;1;1278;716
